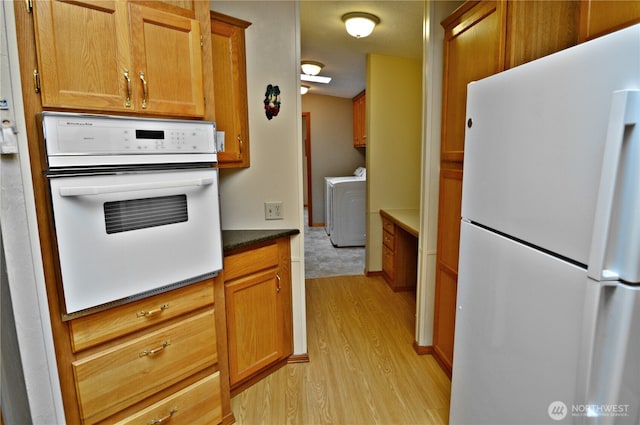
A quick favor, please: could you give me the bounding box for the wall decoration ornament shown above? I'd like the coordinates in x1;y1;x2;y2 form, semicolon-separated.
264;84;281;120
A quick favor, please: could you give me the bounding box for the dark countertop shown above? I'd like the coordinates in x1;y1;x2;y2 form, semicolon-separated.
222;228;300;253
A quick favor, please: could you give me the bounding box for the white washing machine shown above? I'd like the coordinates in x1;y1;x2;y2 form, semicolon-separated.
324;168;366;247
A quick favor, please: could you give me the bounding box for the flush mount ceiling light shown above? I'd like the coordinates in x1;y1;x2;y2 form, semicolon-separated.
301;85;310;95
342;12;380;38
301;61;324;76
300;74;332;84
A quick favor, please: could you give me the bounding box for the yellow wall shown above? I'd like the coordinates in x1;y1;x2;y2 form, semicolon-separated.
366;54;422;272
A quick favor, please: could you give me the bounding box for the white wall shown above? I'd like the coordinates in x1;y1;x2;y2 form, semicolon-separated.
301;93;365;224
1;2;65;422
415;0;463;347
211;1;307;355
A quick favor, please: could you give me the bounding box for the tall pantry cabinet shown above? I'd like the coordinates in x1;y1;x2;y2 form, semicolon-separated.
434;0;579;377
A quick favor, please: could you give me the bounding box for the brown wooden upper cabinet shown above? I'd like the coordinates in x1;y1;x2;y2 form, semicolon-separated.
579;0;640;42
440;1;506;163
32;0;208;117
352;90;366;148
211;11;252;168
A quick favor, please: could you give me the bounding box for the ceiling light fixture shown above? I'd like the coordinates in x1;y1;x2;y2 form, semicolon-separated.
301;61;324;76
301;85;310;95
342;12;380;38
300;74;332;84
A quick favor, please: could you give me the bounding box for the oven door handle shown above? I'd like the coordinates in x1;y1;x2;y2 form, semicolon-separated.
59;177;215;197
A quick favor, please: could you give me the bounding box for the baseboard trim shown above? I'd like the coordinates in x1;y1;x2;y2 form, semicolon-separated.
412;341;433;355
432;348;453;379
288;353;310;363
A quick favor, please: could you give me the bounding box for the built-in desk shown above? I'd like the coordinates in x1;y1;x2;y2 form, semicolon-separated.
379;209;419;291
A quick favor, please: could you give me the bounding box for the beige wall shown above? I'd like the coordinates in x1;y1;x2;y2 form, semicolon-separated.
366;54;422;272
210;1;307;355
301;94;365;225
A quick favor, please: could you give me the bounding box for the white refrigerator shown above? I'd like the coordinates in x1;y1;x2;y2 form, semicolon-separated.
450;24;640;425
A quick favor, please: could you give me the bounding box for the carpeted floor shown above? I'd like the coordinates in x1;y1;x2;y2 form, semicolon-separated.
304;208;365;278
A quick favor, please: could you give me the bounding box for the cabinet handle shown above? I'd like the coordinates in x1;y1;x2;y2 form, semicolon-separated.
139;71;148;109
136;303;169;318
276;273;281;293
124;69;131;107
148;407;178;424
33;69;40;93
139;340;171;357
237;135;243;155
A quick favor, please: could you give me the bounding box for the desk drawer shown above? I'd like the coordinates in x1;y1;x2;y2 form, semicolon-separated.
382;218;395;235
382;245;395;278
73;310;217;424
114;373;222;425
383;230;395;250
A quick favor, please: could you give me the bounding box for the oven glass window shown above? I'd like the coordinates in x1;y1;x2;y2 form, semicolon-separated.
104;195;188;234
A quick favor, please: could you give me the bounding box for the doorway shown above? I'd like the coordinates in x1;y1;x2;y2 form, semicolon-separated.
302;112;312;227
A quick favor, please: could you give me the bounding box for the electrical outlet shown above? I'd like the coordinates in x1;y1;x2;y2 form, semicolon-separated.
264;202;284;220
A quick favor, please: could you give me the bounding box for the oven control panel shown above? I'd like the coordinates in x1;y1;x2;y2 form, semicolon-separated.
40;112;217;167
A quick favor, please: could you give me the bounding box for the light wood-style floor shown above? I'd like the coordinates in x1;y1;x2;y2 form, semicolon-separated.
231;275;451;424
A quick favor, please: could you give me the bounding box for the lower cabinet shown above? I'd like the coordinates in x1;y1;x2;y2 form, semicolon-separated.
381;216;418;292
68;279;226;424
223;237;293;395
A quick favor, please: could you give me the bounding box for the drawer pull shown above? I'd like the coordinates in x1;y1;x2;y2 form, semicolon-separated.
148;407;178;424
137;303;170;318
139;340;171;357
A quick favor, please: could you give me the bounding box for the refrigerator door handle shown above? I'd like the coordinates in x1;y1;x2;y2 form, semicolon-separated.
588;89;640;283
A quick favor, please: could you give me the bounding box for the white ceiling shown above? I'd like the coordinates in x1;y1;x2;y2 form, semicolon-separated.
300;1;424;99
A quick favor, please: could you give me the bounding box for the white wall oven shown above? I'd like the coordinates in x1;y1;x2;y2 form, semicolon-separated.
40;112;223;317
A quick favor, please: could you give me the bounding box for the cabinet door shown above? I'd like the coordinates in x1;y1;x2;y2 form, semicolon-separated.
440;1;506;162
506;1;578;68
579;0;640;41
211;12;251;167
129;3;204;117
433;168;463;377
225;269;284;385
32;0;133;111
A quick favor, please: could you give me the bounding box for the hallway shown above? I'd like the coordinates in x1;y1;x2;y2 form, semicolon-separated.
230;275;451;424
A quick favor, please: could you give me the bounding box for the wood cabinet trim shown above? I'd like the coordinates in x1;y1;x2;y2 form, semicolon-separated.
210;10;251;29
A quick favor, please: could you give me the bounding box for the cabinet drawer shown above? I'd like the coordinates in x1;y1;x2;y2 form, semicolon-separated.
382;218;395;235
224;243;279;281
70;280;214;352
382;245;395;277
383;230;395;250
73;310;217;424
114;373;222;425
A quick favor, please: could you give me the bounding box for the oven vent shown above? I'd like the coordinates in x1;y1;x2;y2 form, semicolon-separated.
104;195;188;234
